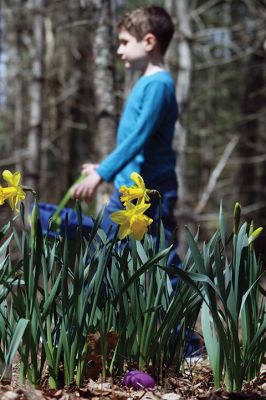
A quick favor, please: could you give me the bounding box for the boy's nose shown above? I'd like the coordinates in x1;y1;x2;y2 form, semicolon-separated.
117;45;123;55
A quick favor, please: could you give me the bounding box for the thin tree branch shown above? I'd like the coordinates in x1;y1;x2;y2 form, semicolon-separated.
229;154;266;165
195;135;240;214
195;201;266;222
195;50;253;70
191;0;224;18
0;153;28;167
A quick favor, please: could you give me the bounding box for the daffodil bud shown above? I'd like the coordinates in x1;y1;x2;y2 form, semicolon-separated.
233;202;241;235
248;227;263;246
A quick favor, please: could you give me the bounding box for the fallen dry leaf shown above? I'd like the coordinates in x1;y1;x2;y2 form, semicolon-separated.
1;391;19;400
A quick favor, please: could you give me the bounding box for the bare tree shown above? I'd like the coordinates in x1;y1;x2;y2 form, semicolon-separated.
1;1;28;171
239;48;266;259
166;0;193;258
25;0;45;200
91;0;117;208
12;3;24;172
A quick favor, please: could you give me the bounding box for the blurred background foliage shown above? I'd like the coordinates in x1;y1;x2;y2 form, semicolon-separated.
0;0;265;259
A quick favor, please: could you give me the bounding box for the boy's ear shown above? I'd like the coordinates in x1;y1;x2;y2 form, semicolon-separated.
143;33;157;52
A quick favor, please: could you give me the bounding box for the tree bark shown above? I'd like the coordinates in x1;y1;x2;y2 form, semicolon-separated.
11;2;24;172
166;0;193;258
91;0;117;210
25;0;45;201
2;1;25;169
239;50;266;262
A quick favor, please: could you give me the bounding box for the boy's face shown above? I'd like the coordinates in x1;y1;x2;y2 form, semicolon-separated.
117;30;149;71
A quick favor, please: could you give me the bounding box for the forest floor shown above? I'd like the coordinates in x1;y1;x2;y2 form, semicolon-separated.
1;359;265;400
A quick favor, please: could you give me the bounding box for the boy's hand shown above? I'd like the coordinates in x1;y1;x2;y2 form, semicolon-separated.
81;163;99;175
72;169;102;203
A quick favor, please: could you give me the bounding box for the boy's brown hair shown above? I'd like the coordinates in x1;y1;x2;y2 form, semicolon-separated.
117;6;174;55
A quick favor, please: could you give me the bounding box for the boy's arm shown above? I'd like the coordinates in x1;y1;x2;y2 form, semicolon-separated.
96;81;174;182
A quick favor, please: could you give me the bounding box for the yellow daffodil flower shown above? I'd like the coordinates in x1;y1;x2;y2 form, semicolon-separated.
0;187;5;205
119;172;150;204
0;186;18;203
110;200;153;240
2;170;26;212
3;170;22;187
130;213;153;241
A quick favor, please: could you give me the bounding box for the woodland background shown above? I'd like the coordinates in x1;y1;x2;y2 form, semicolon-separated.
0;0;265;260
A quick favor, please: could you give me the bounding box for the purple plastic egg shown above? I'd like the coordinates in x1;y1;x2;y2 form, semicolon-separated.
122;370;155;390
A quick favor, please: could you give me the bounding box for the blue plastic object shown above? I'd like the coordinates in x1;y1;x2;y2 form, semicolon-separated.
31;202;93;239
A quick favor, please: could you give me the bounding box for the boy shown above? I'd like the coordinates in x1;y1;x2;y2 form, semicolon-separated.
73;5;180;265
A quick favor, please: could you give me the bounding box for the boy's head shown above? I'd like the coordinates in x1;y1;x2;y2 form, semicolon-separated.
117;6;174;56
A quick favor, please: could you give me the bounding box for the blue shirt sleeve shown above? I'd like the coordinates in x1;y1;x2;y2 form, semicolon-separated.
96;81;170;182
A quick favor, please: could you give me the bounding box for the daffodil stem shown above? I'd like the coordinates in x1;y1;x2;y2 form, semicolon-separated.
152;191;162;253
22;186;37;196
51;174;86;220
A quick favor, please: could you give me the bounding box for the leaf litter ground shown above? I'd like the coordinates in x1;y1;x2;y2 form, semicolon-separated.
0;359;265;400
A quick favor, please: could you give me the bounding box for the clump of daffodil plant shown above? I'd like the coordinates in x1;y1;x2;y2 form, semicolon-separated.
0;169;202;388
2;170;263;392
169;202;265;391
110;172;156;240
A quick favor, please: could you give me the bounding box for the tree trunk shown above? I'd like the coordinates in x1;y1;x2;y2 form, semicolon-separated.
25;0;45;204
2;1;26;170
239;50;266;262
166;0;193;258
11;3;24;172
91;0;117;210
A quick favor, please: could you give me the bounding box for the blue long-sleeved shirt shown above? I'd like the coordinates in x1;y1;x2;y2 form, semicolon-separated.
96;70;178;189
